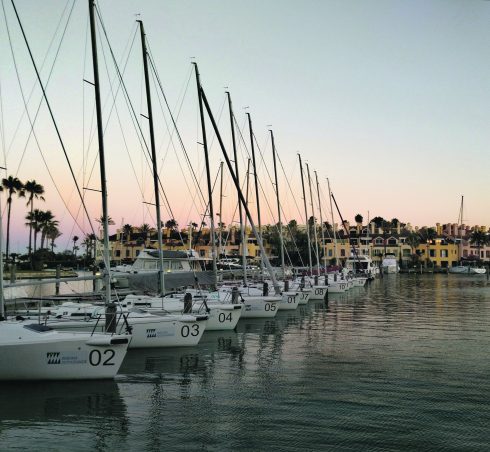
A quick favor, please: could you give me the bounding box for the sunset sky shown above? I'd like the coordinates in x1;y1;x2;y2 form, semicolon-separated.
1;0;490;252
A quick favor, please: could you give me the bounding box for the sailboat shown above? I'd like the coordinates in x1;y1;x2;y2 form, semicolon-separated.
449;196;486;275
0;0;130;380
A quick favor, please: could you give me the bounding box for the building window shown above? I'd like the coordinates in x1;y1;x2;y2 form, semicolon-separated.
463;250;468;257
126;249;130;257
429;249;435;257
440;250;448;258
340;249;345;257
115;250;121;257
486;251;490;258
328;250;332;257
136;250;140;256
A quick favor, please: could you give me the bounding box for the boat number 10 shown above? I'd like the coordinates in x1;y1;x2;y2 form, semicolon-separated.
89;349;115;366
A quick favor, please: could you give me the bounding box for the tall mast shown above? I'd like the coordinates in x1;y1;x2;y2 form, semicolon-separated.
193;63;217;288
327;177;337;265
299;154;313;275
315;171;325;270
226;92;247;286
307;163;320;274
218;161;224;258
196;76;280;293
243;158;251;279
89;0;111;304
138;20;165;295
270;129;285;278
0;177;4;319
248;113;264;275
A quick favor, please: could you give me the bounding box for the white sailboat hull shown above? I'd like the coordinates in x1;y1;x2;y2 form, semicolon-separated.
278;292;300;310
0;322;128;381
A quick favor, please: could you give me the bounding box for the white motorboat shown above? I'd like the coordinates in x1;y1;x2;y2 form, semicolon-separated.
0;321;129;381
449;265;486;275
345;255;379;277
382;253;399;274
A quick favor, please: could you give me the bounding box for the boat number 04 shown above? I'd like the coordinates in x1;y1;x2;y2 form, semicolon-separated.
264;303;276;311
181;324;200;337
89;349;115;366
218;313;233;323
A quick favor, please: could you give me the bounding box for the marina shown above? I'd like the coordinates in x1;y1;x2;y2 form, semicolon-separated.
1;275;490;449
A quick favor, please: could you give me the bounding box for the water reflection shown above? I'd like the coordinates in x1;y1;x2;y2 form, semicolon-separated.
0;381;127;450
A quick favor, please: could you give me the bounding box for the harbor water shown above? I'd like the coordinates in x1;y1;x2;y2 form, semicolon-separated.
1;274;490;450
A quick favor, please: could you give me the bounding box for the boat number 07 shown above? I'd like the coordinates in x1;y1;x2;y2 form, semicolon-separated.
264;303;276;311
89;349;115;366
218;313;233;322
181;324;200;337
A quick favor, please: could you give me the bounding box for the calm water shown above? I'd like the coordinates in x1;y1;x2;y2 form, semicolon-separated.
1;275;490;451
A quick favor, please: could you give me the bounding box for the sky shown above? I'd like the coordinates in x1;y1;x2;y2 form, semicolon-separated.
1;0;490;253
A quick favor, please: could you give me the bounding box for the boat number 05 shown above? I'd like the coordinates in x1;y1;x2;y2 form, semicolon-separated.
89;349;115;366
181;324;200;337
264;303;276;311
218;312;233;322
315;289;324;295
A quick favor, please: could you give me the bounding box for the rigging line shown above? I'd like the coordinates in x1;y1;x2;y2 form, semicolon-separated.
13;0;76;177
4;0;72;160
0;80;6;167
277;152;306;222
83;20;139;164
9;0;96;236
148;63;204;217
147;55;206;207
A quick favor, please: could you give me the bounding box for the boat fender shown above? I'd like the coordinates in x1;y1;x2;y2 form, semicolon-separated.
231;287;239;304
184;293;193;313
263;282;269;296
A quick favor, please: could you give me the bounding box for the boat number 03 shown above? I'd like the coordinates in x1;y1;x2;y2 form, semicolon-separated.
315;289;324;295
181;324;200;337
89;349;115;366
218;312;233;322
264;303;276;311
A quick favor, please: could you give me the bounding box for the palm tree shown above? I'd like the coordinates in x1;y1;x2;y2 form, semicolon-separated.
39;211;56;249
406;231;421;254
72;235;79;256
420;227;437;266
165;219;177;230
45;224;61;252
1;176;25;260
122;224;132;242
469;229;488;260
26;208;44;253
354;214;363;225
24;180;45;257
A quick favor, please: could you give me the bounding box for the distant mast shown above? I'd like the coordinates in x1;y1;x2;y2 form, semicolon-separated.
138;19;165;295
299;154;313;275
226;92;248;286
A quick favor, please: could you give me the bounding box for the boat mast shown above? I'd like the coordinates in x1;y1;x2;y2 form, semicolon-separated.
298;154;313;276
243;158;251;279
315;171;325;270
89;0;111;304
218;161;224;259
196;74;280;293
327;177;337;265
248;113;264;276
226;92;247;286
138;20;165;296
193;63;218;289
307;163;320;275
458;195;464;263
0;177;4;319
270;130;285;278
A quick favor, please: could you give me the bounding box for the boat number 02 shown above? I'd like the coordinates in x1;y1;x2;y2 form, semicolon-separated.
264;303;276;311
181;324;200;337
315;289;324;295
218;312;233;322
89;349;115;366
